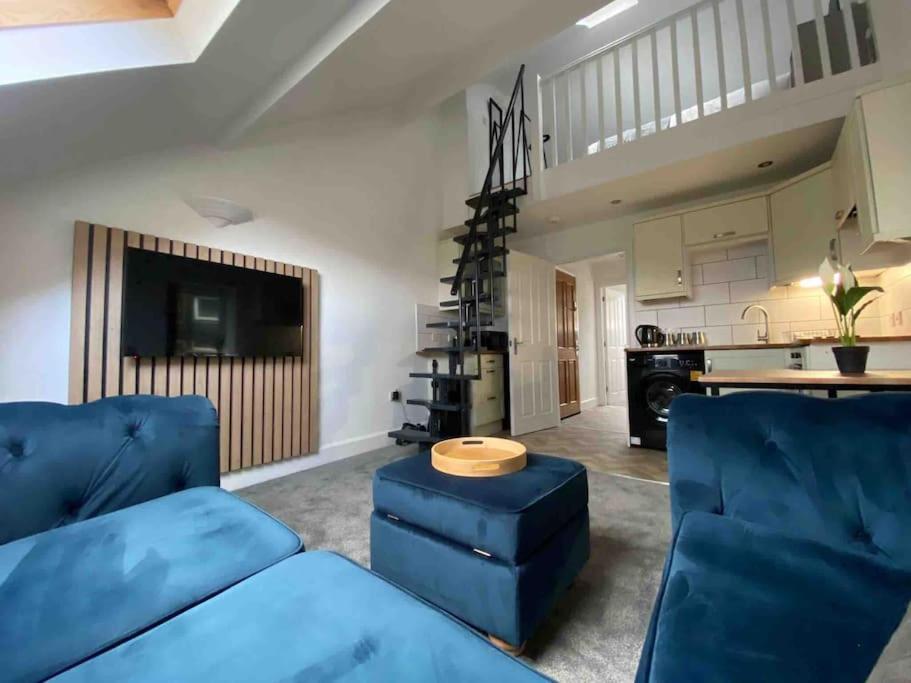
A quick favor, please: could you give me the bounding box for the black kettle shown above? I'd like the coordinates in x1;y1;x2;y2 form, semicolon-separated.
635;324;665;347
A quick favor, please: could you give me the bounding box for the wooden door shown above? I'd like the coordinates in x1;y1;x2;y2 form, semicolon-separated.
507;250;560;436
555;270;580;419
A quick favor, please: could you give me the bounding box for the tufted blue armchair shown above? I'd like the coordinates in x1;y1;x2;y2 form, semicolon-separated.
636;392;911;683
0;394;219;545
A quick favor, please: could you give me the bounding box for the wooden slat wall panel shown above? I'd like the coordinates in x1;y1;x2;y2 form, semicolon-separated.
68;223;91;404
308;271;320;452
104;228;125;398
67;222;319;474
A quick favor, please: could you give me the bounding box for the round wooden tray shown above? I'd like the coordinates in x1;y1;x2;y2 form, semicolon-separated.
431;437;527;478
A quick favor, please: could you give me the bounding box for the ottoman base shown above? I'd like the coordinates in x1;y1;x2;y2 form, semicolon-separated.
370;507;589;647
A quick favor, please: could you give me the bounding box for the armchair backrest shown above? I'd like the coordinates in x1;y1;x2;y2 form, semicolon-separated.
0;395;219;545
667;392;911;570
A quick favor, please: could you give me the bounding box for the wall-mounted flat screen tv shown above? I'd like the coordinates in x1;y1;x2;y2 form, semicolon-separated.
122;247;303;358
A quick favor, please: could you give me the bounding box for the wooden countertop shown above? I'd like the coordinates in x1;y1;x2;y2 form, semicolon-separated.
698;369;911;387
626;343;803;353
626;336;911;354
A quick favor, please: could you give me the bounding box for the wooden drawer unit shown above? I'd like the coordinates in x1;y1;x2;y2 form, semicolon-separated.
466;354;504;429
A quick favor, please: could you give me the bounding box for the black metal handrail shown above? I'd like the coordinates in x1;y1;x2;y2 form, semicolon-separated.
450;64;527;296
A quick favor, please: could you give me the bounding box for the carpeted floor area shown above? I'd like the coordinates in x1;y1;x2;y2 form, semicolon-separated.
239;445;671;682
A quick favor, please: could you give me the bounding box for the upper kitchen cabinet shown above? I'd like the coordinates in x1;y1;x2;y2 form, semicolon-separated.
634;215;689;301
683;197;769;247
769;165;834;285
833;77;911;247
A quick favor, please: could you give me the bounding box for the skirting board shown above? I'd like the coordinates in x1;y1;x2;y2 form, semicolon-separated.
581;398;599;410
221;431;394;491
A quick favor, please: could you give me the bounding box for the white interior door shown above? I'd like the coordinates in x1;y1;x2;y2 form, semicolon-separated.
508;250;559;436
602;286;628;406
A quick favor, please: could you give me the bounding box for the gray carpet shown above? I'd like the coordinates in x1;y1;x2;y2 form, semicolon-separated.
238;445;671;682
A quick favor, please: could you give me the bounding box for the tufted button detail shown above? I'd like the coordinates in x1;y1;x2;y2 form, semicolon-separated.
126;423;141;439
764;439;777;451
854;528;872;544
7;439;24;458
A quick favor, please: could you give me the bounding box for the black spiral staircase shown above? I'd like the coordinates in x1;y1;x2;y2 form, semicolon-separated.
389;66;530;446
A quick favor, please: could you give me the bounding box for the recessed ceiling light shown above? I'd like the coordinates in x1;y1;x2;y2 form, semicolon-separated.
577;0;639;29
548;216;562;224
610;199;622;205
758;160;774;168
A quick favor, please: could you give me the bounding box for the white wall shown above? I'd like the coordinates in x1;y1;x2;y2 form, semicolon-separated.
0;114;443;483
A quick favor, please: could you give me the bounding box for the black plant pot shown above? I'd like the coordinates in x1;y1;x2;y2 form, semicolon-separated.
833;346;870;375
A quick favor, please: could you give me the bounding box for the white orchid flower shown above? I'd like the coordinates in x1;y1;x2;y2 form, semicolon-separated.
839;264;857;291
818;257;838;295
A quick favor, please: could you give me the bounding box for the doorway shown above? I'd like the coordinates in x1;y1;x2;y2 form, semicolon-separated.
599;285;628;407
555;269;581;419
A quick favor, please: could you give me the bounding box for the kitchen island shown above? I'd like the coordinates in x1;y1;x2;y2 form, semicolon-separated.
698;369;911;397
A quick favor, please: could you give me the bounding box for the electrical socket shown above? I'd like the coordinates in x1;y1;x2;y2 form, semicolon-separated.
390;390;401;402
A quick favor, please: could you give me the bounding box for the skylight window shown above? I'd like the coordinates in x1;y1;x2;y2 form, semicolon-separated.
0;1;182;30
576;0;638;29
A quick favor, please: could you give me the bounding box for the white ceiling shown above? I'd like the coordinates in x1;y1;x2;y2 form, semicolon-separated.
0;0;608;187
520;117;842;236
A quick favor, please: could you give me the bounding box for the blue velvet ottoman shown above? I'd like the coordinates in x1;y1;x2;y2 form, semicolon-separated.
370;452;589;649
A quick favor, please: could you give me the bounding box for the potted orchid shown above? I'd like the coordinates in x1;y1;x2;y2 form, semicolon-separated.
818;254;883;374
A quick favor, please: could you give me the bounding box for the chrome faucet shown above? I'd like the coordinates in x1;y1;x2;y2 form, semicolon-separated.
741;304;770;343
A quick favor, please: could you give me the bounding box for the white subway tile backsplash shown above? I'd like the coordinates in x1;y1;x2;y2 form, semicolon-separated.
657;306;706;329
691;247;728;265
731;322;791;345
730;278;783;303
635;242;900;342
776;297;821;322
634;310;658;326
688;326;733;345
705;303;750;326
689;282;731;306
726;241;768;259
702;257;757;284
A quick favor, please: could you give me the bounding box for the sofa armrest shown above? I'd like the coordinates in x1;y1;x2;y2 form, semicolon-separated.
0;395;219;544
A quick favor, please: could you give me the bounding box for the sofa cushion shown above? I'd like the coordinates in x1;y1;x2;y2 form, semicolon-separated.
373;453;587;562
0;487;301;682
52;551;550;682
667;393;911;568
0;395;219;544
644;511;911;683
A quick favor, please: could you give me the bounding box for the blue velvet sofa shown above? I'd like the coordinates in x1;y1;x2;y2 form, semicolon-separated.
0;396;547;682
636;392;911;683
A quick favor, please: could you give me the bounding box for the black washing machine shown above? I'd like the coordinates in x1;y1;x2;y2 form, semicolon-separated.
627;350;706;450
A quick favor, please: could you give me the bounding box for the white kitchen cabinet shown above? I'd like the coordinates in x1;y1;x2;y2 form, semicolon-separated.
831;105;858;230
465;353;505;435
769;165;835;286
634;215;689;301
683;197;769;247
834;78;911;250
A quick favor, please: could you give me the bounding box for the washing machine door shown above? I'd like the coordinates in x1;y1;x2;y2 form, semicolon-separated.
643;375;684;423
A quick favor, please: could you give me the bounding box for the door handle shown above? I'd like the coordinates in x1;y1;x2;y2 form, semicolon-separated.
676;270;683;286
713;231;737;239
513;337;524;355
706;359;713;373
